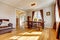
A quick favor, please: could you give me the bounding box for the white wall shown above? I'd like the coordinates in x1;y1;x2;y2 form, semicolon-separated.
43;5;54;28
0;2;16;28
26;11;32;18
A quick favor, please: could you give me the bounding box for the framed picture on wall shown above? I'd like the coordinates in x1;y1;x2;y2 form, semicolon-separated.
46;12;50;16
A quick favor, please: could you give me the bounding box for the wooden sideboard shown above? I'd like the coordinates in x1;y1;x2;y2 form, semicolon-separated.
27;21;44;29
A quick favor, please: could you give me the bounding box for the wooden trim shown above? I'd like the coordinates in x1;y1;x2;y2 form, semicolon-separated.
16;18;18;26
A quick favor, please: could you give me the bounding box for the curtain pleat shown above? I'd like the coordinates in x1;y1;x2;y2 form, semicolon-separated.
40;10;43;21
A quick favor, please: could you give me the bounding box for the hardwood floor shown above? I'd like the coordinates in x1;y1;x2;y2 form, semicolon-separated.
0;27;56;40
0;30;15;40
40;28;56;40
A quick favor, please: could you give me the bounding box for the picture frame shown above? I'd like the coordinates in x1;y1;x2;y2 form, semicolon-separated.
46;12;50;16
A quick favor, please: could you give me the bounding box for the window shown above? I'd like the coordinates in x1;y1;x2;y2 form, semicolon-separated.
33;11;42;21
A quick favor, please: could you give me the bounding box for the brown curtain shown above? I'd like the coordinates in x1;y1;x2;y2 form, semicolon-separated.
40;10;43;19
53;3;56;30
40;9;44;28
57;0;59;7
59;9;60;17
32;11;35;19
57;0;60;17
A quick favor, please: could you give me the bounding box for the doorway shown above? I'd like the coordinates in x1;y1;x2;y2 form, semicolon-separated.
19;13;26;30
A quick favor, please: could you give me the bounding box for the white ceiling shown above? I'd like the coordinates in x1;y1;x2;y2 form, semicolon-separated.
0;0;55;10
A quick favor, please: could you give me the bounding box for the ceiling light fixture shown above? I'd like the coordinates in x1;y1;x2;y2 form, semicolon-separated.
31;3;36;6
